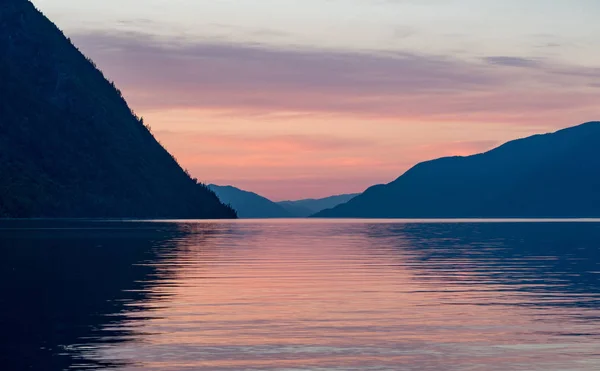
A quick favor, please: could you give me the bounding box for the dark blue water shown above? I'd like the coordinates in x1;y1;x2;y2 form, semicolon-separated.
2;219;600;370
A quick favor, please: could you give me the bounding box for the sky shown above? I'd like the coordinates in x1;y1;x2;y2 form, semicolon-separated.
32;0;600;200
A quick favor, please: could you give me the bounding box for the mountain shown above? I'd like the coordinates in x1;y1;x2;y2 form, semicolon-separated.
208;185;293;218
208;185;359;218
0;0;235;218
276;202;314;218
315;122;600;218
278;194;359;217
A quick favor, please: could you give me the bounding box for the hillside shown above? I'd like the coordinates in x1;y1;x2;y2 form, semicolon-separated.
209;185;358;218
209;185;293;218
278;194;358;217
0;0;236;218
315;122;600;218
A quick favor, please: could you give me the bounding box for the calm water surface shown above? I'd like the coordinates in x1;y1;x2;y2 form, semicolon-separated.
2;219;600;370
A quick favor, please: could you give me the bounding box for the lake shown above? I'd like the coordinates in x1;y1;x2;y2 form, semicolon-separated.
2;219;600;370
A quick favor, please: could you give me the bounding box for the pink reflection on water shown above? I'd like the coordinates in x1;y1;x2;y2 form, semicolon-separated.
98;221;600;370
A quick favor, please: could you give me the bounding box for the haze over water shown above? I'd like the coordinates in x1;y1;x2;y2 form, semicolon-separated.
3;220;600;370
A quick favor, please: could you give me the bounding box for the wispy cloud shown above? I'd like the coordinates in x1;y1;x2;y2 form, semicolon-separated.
483;56;540;68
71;30;599;125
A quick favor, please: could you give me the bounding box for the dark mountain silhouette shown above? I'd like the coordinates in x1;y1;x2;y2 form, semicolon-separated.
315;122;600;218
208;185;294;218
0;0;235;218
278;193;359;217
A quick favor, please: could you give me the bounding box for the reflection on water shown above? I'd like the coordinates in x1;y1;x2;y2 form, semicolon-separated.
2;220;600;370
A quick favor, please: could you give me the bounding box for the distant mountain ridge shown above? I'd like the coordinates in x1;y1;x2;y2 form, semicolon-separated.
278;194;358;217
0;0;236;218
315;122;600;218
208;185;293;218
209;185;357;218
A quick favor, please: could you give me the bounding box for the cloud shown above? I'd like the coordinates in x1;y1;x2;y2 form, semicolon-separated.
116;18;157;27
75;30;600;128
538;42;562;48
68;31;599;126
74;31;496;92
483;56;540;68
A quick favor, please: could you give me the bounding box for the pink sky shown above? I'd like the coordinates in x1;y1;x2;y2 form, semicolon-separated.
33;0;600;200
